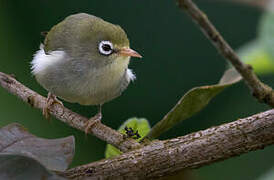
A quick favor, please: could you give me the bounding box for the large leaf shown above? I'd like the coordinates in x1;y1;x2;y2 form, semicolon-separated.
0;123;74;171
0;153;67;180
146;68;242;139
105;118;150;158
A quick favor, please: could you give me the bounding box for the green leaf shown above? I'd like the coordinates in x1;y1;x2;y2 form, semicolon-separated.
235;11;274;74
0;123;75;171
258;12;274;61
0;153;67;180
105;118;150;158
237;40;274;74
146;68;242;139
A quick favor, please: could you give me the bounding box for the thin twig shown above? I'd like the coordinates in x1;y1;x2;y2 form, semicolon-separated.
62;109;274;179
0;72;141;152
177;0;274;107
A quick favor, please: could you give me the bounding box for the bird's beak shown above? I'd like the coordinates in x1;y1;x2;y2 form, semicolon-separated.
119;47;142;58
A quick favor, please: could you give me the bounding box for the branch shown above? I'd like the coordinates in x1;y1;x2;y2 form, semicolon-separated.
2;70;273;179
177;0;274;107
0;72;141;152
63;109;274;179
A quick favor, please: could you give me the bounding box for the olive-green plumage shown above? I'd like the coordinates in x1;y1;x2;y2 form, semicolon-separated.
44;13;129;66
31;13;141;106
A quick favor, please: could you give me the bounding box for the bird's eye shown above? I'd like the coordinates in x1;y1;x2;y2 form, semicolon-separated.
98;41;113;56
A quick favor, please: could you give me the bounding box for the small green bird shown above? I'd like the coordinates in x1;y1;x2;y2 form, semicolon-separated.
31;13;142;132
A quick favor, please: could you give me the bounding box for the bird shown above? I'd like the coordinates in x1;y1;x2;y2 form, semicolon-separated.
31;13;142;132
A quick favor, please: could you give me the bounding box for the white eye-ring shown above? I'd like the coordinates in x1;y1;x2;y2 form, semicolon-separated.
98;40;113;56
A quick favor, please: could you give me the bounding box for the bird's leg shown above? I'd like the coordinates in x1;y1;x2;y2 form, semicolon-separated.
85;105;102;134
43;92;63;119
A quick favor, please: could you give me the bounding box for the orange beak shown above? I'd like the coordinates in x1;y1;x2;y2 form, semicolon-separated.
119;48;142;58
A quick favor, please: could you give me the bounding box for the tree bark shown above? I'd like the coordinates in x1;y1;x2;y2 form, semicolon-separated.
0;72;141;152
63;109;274;179
177;0;274;107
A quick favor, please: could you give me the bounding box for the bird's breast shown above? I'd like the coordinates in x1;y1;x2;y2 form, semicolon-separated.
32;47;134;105
75;57;132;105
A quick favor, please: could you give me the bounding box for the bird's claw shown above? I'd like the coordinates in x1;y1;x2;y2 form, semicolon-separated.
43;93;63;119
85;112;102;134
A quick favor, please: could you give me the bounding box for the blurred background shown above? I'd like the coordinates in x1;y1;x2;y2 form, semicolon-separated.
0;0;273;179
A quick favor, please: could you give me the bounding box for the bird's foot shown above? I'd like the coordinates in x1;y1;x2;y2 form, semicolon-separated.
43;92;63;119
84;112;102;134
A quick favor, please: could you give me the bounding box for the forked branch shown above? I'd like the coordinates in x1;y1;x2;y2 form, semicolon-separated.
177;0;274;107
